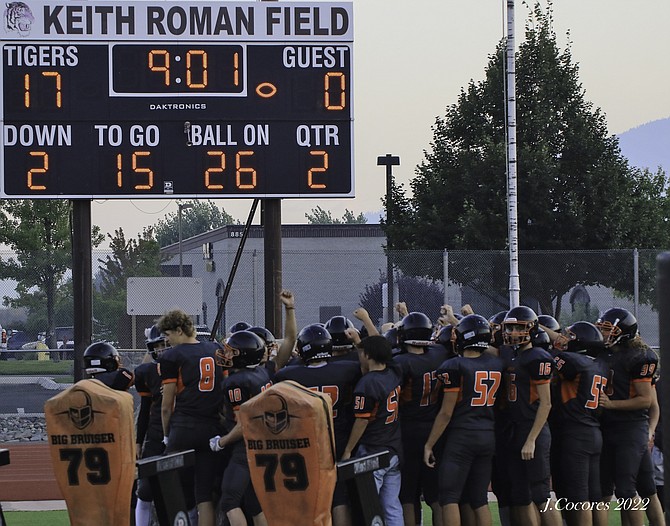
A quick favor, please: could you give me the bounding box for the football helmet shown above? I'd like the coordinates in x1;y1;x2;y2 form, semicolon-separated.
454;315;491;353
398;312;433;346
217;330;265;368
383;327;399;349
488;311;507;348
229;321;251;334
324;316;356;349
84;342;120;374
248;326;279;357
297;324;333;363
531;328;552;351
538;315;561;332
145;324;168;360
596;308;638;347
502;306;539;347
554;321;604;355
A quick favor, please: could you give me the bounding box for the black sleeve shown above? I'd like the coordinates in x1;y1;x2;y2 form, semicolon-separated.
136;395;152;446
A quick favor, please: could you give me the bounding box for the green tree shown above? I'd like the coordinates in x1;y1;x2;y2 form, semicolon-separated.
384;4;669;316
359;271;444;326
0;200;104;348
305;205;367;224
154;200;237;246
94;227;165;347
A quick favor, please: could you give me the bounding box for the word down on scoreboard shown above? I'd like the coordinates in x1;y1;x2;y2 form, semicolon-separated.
1;1;354;198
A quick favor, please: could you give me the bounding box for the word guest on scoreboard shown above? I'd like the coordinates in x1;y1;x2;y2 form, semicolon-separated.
1;1;354;198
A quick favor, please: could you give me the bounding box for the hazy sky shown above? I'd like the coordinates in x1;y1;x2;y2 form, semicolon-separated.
91;0;670;240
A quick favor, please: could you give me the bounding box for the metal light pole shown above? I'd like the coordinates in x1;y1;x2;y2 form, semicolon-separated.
378;154;400;324
505;0;520;307
178;202;193;277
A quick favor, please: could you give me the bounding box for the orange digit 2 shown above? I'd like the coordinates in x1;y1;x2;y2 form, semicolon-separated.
308;151;328;189
28;151;48;190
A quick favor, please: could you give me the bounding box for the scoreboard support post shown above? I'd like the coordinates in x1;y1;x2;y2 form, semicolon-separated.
337;451;390;526
0;449;9;526
72;200;93;383
136;449;195;526
263;198;283;338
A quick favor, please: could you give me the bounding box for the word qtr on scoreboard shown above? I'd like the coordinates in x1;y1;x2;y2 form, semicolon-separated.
0;0;354;199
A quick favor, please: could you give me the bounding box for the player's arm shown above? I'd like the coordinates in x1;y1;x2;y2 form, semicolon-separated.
424;390;458;467
438;304;460;327
136;395;152;454
541;326;561;343
273;289;297;369
341;418;369;461
460;304;474;316
395;302;409;318
217;422;244;449
599;380;652;411
521;380;551;460
161;382;177;437
353;307;379;336
648;383;659;444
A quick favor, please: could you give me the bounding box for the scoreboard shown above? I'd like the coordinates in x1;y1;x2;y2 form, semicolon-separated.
0;1;354;198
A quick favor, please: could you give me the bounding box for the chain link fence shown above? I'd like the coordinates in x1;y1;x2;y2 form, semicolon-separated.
0;247;663;387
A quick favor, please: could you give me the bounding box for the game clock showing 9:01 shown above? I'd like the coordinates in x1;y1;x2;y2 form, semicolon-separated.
1;42;353;198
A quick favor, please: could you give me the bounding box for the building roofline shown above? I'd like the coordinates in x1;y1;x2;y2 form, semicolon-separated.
162;223;385;253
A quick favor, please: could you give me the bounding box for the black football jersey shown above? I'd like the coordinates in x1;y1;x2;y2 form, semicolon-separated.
503;346;554;423
596;345;657;424
221;365;274;430
158;341;224;424
134;361;163;441
352;363;403;457
394;344;451;424
552;352;609;427
274;360;361;440
91;367;134;391
437;353;505;431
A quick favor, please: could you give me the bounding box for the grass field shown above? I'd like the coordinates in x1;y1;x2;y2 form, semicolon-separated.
0;359;74;375
4;510;70;525
4;501;627;525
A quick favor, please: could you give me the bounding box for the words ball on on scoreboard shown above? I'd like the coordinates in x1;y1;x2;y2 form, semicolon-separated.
1;1;354;199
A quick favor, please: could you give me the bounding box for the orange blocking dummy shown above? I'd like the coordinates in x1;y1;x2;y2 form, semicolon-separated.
44;379;136;526
238;380;337;526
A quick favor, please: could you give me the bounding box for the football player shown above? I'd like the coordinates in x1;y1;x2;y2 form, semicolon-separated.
134;325;169;526
500;306;561;526
83;341;134;391
393;311;450;525
551;321;607;526
596;308;658;526
275;324;361;526
487;310;513;526
342;335;404;526
210;330;273;526
424;314;504;526
325;315;358;361
158;309;225;526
